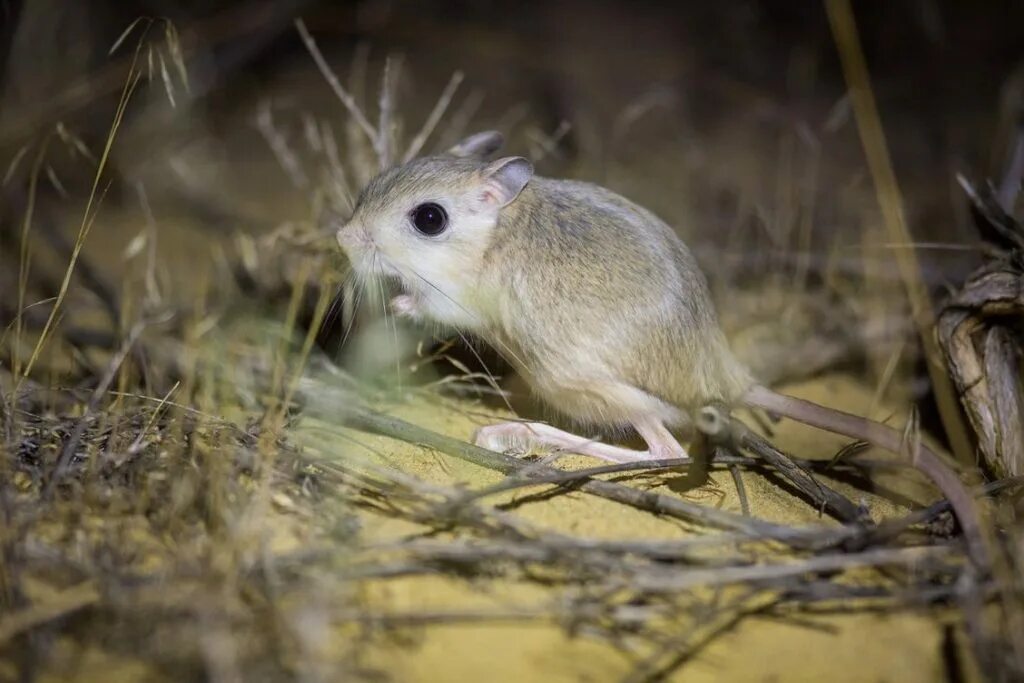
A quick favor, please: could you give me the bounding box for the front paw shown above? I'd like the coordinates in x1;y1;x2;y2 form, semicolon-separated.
390;294;420;320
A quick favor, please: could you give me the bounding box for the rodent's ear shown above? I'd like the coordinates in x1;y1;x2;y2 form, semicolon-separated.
447;130;504;159
481;156;533;207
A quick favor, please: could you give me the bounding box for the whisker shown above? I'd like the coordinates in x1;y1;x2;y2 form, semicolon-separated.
379;261;521;417
453;329;517;416
402;265;530;371
362;252;525;416
322;279;346;332
373;251;403;394
337;272;366;354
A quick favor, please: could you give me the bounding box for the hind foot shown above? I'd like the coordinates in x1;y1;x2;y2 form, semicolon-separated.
473;421;687;464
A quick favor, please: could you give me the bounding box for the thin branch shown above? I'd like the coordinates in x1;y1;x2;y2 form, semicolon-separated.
739;428;866;523
630;545;955;593
329;405;853;548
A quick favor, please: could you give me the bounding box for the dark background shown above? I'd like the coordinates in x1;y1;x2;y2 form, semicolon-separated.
2;0;1023;412
3;0;1023;202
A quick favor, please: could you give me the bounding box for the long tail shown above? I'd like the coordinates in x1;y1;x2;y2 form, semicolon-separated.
744;384;910;456
742;384;989;566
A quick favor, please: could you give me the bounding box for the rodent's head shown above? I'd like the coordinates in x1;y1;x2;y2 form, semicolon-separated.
335;131;532;309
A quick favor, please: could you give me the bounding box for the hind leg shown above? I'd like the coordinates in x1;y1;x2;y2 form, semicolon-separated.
473;422;649;463
473;379;691;463
473;416;689;464
631;416;690;460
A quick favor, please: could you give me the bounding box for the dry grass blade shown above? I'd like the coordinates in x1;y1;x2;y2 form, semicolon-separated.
55;122;96;164
437;88;485;149
43;320;147;496
320;119;354;209
17;52;142;384
157;50;177;108
255;102;310;189
376;55;401;168
294;18;377;144
404;71;465;162
163;21;190;94
108;16;146;56
11;138;52;379
44;165;68;198
825;0;973;467
0;582;99;645
2;144;31;187
528;120;572;164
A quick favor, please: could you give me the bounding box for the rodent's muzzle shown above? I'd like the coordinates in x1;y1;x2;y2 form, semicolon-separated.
335;221;395;279
335;221;368;255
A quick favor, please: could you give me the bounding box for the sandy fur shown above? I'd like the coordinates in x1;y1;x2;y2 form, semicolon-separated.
336;139;753;433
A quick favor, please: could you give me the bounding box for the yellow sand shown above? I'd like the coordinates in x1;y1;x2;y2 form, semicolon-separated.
292;374;961;682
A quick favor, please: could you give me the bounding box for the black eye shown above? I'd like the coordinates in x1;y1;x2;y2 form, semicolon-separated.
410;202;448;236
